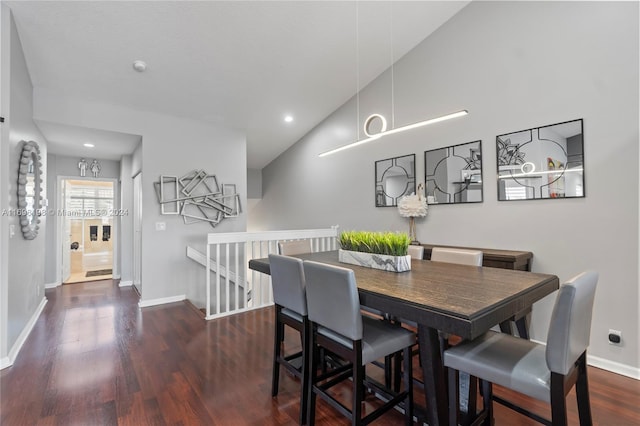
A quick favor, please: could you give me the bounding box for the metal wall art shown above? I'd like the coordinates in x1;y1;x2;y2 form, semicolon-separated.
154;170;241;227
424;140;483;204
375;154;416;207
496;119;584;201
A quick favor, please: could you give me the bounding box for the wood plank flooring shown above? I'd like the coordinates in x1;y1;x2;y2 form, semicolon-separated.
1;280;638;425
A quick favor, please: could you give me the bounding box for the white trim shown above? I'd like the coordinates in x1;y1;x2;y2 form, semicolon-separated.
587;354;640;380
205;302;274;321
1;297;47;370
531;338;639;380
0;357;10;370
44;281;61;289
118;280;133;287
113;274;121;279
138;294;185;308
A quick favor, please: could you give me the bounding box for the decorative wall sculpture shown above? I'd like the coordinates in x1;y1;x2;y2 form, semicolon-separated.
496;119;584;201
154;170;241;227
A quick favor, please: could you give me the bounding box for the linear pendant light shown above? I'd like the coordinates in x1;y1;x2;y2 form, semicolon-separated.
319;109;469;157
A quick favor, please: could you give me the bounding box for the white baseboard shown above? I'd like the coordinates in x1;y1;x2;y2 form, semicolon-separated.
113;274;121;279
0;356;11;370
138;294;186;308
531;338;639;380
44;281;61;289
588;354;640;380
118;280;133;287
1;297;47;370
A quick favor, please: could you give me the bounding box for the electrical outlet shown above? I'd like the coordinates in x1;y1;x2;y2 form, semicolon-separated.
608;329;622;345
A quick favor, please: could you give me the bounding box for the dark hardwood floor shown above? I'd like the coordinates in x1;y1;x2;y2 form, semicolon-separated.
1;280;638;425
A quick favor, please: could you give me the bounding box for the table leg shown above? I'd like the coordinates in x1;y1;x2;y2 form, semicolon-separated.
418;324;448;426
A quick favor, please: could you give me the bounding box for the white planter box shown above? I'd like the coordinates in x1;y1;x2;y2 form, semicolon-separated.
338;249;411;273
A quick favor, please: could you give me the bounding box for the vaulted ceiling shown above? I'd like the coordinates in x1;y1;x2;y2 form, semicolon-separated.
7;1;469;168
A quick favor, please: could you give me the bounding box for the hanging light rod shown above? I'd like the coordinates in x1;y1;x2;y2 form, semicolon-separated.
319;110;469;157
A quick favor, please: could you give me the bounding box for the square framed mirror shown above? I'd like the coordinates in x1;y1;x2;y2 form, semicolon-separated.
496;119;584;201
424;140;483;204
375;154;415;207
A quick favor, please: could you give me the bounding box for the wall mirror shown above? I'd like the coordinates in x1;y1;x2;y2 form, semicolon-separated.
424;140;483;204
496;119;584;201
375;154;415;207
17;140;44;239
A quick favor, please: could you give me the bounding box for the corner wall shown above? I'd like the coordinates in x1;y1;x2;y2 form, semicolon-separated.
252;1;640;375
1;7;48;366
33;89;247;305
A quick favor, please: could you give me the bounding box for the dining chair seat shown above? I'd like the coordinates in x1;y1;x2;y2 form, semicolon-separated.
444;270;598;426
269;254;311;425
304;260;415;426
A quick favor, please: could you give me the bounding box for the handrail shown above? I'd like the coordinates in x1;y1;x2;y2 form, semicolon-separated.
201;226;339;320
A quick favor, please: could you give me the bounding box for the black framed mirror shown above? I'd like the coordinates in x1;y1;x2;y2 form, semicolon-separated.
496;119;584;201
17;140;44;239
424;140;483;204
375;154;415;207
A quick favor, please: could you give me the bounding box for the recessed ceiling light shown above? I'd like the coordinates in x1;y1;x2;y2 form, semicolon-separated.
84;143;95;148
132;60;147;72
284;115;294;123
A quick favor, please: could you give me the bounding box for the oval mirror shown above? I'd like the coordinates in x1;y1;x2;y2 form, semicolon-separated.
17;140;43;239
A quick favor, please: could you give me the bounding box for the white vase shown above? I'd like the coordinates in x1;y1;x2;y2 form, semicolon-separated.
338;249;411;273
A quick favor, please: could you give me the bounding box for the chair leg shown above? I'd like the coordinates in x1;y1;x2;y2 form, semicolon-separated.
393;352;402;392
448;367;459;426
299;321;310;425
272;311;284;396
353;363;364;425
575;353;593;426
307;332;318;426
480;380;493;426
461;374;477;426
550;372;568;426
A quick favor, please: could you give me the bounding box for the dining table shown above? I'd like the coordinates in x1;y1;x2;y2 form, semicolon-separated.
248;250;559;426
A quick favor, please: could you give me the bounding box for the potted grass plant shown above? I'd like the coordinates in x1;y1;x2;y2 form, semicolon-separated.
338;231;412;272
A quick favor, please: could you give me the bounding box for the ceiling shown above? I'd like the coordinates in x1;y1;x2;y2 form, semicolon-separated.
7;1;469;168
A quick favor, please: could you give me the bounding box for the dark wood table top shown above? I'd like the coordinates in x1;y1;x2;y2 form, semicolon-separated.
249;250;558;340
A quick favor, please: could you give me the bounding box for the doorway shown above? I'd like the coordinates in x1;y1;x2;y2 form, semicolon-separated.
62;179;115;284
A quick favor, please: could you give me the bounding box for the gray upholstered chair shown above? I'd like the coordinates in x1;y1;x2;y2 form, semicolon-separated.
444;271;598;426
268;254;310;425
408;245;424;260
278;239;312;256
430;247;483;266
303;260;415;425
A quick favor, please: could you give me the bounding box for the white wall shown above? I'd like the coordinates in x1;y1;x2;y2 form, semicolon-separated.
1;8;48;363
33;89;247;304
252;1;640;375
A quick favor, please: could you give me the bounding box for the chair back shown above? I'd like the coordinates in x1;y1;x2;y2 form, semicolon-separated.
408;245;424;260
303;261;362;341
546;271;598;375
278;239;312;256
268;254;307;316
431;247;483;266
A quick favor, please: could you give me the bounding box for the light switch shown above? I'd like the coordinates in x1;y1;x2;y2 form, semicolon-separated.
155;222;166;231
9;224;15;238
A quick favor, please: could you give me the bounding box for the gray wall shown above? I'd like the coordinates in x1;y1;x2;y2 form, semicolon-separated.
33;90;247;304
251;1;640;374
0;8;48;359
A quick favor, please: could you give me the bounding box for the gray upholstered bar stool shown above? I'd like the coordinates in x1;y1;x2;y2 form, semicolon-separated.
303;260;415;426
444;271;598;426
269;254;311;425
278;239;313;256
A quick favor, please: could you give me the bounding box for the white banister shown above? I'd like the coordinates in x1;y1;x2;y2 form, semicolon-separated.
201;226;339;320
